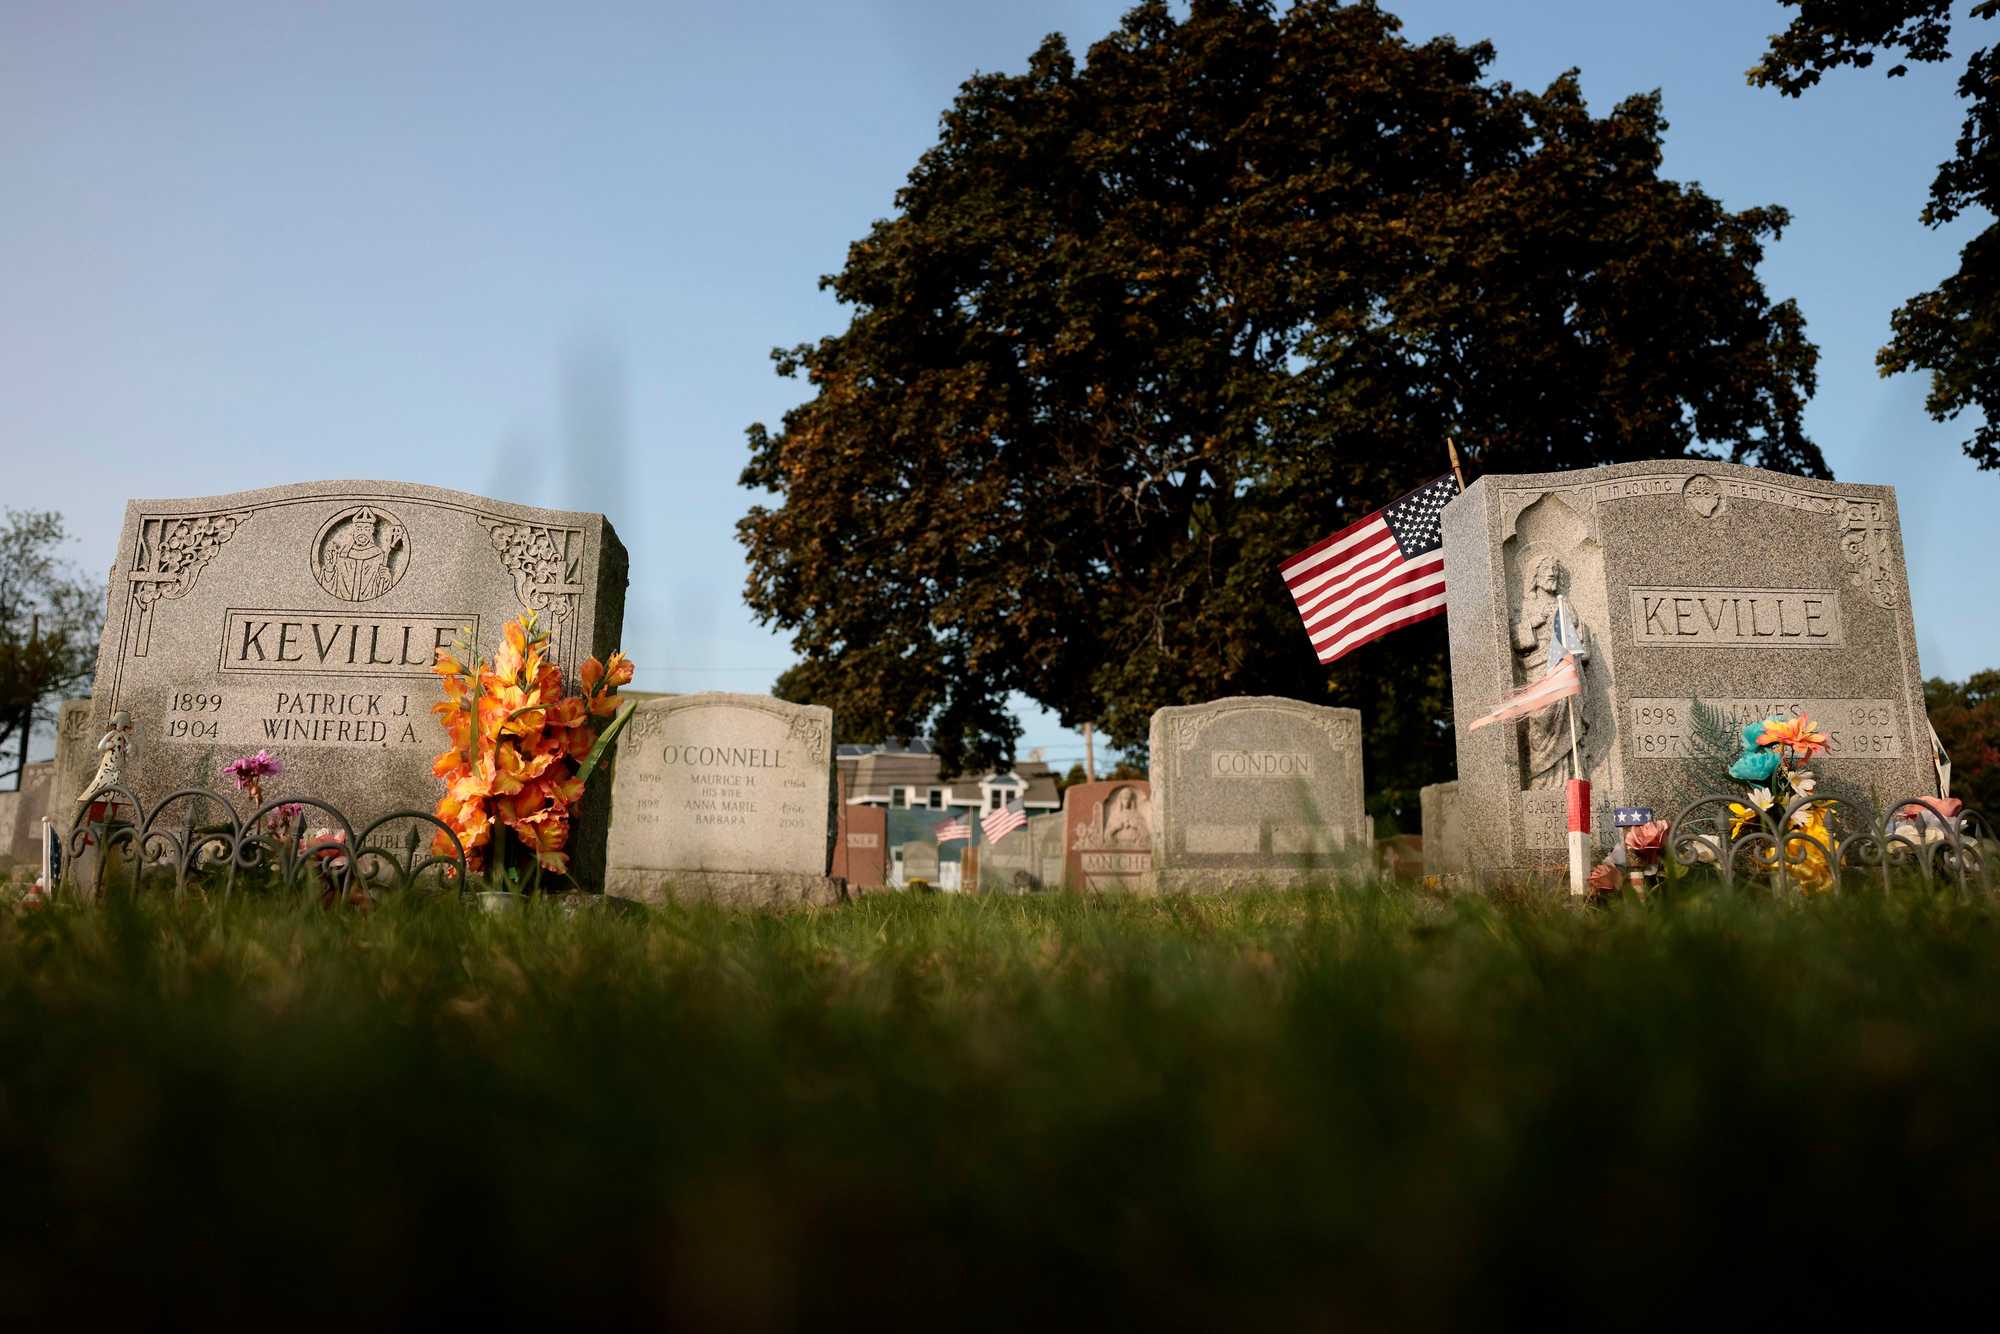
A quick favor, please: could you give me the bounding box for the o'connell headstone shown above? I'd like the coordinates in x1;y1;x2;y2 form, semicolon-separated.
603;693;840;908
1061;779;1153;892
1443;460;1933;877
89;482;628;834
1148;697;1367;892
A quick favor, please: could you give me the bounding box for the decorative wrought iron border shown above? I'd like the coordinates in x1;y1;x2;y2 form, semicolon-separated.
60;786;469;902
1661;793;1991;896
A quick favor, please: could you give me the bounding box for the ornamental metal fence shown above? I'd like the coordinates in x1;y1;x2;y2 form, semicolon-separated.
1659;793;1991;897
61;786;469;902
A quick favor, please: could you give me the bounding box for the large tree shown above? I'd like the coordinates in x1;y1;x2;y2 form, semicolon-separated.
1752;1;2000;467
0;511;103;780
1926;670;2000;819
741;0;1824;820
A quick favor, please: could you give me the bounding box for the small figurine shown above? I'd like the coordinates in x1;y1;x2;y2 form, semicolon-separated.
76;710;133;807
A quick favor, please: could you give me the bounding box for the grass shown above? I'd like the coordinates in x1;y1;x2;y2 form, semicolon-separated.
5;881;2000;1326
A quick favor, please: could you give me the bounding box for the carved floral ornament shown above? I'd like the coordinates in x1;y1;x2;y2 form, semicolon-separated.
1495;475;1900;611
130;511;249;608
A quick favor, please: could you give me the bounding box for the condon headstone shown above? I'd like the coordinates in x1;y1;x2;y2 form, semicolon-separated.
603;693;840;908
1061;779;1154;892
1442;460;1933;876
1148;697;1368;891
87;482;628;866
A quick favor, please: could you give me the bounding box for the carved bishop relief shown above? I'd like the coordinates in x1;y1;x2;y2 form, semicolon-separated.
312;505;410;602
126;512;250;656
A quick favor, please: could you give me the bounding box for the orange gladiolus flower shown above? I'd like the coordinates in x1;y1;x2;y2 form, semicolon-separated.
430;612;630;882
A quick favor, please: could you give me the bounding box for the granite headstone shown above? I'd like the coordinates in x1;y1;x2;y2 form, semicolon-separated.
1149;697;1367;891
1029;811;1065;890
89;482;628;877
603;693;840;908
1060;779;1154;892
900;839;939;888
1419;780;1468;880
1442;460;1933;877
48;698;96;832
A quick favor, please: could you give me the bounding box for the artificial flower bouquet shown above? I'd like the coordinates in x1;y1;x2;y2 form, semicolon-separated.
1723;713;1835;892
430;611;634;888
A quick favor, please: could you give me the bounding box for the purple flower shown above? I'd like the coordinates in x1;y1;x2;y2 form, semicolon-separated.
221;750;284;791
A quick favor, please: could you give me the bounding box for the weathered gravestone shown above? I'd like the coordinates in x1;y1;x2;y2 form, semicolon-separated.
835;801;886;892
88;483;629;875
48;698;96;830
604;693;839;908
900;839;939;889
979;817;1039;892
1061;779;1154;892
6;763;53;862
1149;696;1369;892
1029;811;1065;890
1442;460;1933;877
1420;780;1468;879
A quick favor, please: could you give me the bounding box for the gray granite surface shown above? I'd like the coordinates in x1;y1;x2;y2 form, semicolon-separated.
1442;460;1931;879
1148;696;1368;891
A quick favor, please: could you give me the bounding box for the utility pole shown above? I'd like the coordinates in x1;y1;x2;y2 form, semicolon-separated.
1082;721;1096;782
15;614;35;791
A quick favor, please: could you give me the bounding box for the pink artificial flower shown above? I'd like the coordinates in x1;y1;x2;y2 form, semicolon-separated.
221;750;284;791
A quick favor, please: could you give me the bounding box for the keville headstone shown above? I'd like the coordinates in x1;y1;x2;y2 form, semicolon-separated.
87;482;628;879
1443;460;1933;877
604;693;840;908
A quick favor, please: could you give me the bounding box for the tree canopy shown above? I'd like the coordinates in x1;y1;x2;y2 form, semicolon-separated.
0;511;103;776
1752;0;2000;467
741;0;1825;818
1926;670;2000;818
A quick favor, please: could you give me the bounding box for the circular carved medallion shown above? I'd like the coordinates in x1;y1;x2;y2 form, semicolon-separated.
312;506;411;602
1681;474;1724;519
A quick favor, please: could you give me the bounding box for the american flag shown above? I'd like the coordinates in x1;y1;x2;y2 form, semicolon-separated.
935;816;971;843
980;798;1027;844
1464;656;1582;733
1281;473;1460;666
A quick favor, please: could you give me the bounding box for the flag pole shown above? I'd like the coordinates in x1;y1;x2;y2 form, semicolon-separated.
1447;438;1468;491
1565;688;1589;897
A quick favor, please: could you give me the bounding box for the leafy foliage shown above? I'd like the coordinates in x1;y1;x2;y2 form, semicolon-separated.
741;0;1826;817
1927;670;2000;816
1751;0;2000;466
0;510;103;774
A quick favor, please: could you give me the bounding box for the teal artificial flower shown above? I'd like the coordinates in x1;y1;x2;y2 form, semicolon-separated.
1729;748;1780;783
1741;721;1767;751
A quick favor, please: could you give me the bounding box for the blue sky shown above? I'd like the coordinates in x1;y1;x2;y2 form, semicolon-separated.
3;1;1992;770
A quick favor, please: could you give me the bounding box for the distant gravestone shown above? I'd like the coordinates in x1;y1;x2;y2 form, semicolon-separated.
604;693;839;908
48;698;96;830
1442;460;1934;876
979;816;1038;892
7;763;52;861
1061;779;1154;892
1420;780;1468;879
833;793;887;892
1149;697;1367;891
900;839;939;888
1029;811;1065;890
87;482;628;872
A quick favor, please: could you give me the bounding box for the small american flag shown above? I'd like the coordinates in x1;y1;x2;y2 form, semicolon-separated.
1464;656;1583;733
935;817;971;843
1281;473;1460;666
980;798;1026;844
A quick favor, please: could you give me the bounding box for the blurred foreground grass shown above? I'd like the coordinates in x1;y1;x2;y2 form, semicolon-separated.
5;883;2000;1327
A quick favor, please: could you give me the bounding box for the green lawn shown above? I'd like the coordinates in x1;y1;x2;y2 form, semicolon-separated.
4;883;1999;1326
